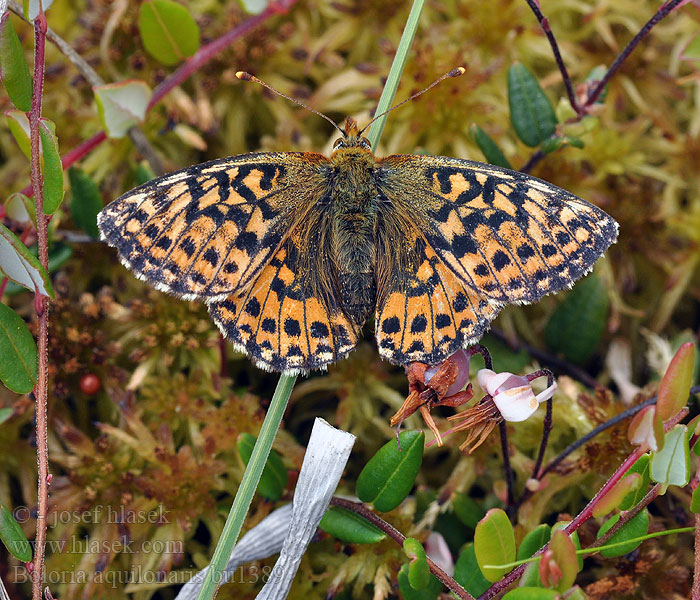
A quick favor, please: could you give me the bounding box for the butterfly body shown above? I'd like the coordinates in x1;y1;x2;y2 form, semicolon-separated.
99;117;618;374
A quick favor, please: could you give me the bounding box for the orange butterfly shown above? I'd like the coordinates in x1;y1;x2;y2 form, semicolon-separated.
98;73;617;374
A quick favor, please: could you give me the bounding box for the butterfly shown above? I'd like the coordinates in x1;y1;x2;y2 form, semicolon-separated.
98;77;618;375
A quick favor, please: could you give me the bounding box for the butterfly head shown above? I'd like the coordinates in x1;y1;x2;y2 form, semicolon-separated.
332;117;372;151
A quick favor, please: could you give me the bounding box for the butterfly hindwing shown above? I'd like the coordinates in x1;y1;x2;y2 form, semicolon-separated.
208;229;360;374
374;232;500;366
378;155;618;304
98;153;329;300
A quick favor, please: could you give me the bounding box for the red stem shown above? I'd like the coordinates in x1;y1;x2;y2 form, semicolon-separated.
27;11;50;600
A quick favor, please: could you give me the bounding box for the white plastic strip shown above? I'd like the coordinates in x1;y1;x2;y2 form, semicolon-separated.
175;418;355;600
256;418;355;599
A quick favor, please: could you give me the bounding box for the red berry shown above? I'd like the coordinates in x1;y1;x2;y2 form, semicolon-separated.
79;374;101;395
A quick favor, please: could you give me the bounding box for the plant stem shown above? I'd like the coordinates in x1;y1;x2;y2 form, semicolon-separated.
194;374;296;600
28;11;49;600
523;0;580;114
365;0;425;149
330;497;475;600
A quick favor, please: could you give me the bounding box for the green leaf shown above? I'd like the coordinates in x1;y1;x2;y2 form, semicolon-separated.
0;303;37;394
138;0;201;66
548;530;578;591
6;109;31;159
508;62;557;147
397;564;442;600
0;222;53;297
0;504;31;562
94;80;152;139
39;120;64;214
552;522;583;571
68;167;103;239
469;124;512;169
502;589;558;600
597;508;649;558
319;506;386;544
4;193;36;226
0;14;33;112
454;543;491;597
517;524;551;561
657;342;695;421
593;473;642;518
691;485;700;514
237;433;288;501
545;273;610;364
23;0;56;21
619;454;651;510
404;537;430;590
452;492;484;529
651;425;690;489
356;431;424;512
540;135;584;154
136;161;157;185
0;407;12;425
474;508;516;582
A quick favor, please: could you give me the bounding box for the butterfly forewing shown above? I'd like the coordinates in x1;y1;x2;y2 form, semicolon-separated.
378;155;618;305
98;153;329;300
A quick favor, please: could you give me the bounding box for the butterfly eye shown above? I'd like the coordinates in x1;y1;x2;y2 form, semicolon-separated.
359;138;371;150
333;138;346;150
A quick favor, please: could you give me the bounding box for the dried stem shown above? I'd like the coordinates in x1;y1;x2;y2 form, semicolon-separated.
330;497;475;600
28;11;49;600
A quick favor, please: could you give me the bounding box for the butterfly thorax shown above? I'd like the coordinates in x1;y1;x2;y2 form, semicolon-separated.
326;135;380;327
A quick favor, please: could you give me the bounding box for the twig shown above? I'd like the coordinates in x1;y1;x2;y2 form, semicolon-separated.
28;12;49;600
584;0;686;108
586;483;660;551
528;369;554;480
478;407;690;599
523;0;580;114
330;497;475;600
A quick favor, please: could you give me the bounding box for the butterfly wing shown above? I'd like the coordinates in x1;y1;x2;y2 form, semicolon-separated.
374;222;499;366
377;155;618;304
98;153;330;300
208;220;360;374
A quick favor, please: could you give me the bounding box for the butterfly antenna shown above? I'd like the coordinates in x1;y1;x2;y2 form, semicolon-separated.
358;67;466;136
236;71;345;136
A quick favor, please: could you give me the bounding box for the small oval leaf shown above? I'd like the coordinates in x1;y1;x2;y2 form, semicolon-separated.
138;0;201;66
397;563;442;600
6;109;31;159
23;0;56;21
39;120;64;214
94;80;152;139
469;124;512;169
508;62;557;147
691;485;700;514
404;537;430;590
657;342;695;421
0;223;53;297
453;492;484;529
517;524;551;561
0;303;37;394
319;506;386;544
237;432;288;501
0;504;32;562
545;272;610;364
475;508;516;582
4;193;36;226
597;508;649;558
548;530;578;591
650;425;690;488
619;454;651;510
68;167;103;239
454;543;491;597
593;473;642;518
0;14;33;112
356;431;424;512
